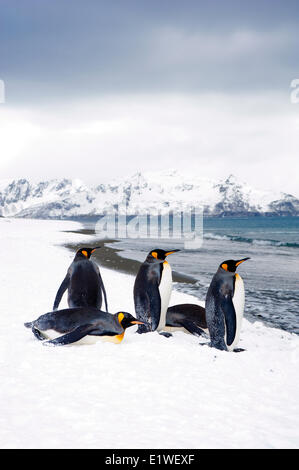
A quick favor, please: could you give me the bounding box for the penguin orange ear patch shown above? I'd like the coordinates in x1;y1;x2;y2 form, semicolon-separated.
151;251;158;259
221;263;228;271
82;250;88;257
118;312;124;324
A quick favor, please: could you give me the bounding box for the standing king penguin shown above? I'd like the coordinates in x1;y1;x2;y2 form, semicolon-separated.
205;258;250;351
134;249;180;335
53;247;108;312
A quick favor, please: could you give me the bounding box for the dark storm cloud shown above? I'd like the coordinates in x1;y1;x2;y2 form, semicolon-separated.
0;0;299;102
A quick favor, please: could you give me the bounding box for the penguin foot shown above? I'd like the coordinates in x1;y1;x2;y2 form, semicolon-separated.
135;329;150;334
32;327;47;341
159;332;173;338
199;341;210;347
198;342;245;352
199;342;229;351
136;324;151;334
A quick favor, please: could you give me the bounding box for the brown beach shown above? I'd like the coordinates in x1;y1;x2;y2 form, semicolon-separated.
62;227;196;284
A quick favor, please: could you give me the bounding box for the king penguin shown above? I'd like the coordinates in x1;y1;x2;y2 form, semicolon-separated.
53;247;108;312
24;308;144;346
205;258;250;351
133;249;180;335
165;303;208;336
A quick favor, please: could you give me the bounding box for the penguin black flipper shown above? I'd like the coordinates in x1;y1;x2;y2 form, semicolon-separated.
135;286;161;333
149;281;162;331
32;327;47;341
221;296;237;347
134;291;152;333
99;272;108;312
43;324;93;346
178;319;207;337
53;274;70;310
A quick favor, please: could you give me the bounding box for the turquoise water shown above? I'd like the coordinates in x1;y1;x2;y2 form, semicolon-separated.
203;216;299;247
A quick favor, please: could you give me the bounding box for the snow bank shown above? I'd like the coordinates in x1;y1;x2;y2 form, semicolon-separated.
0;218;298;449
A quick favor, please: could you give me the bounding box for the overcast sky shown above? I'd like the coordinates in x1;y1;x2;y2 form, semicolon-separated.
0;0;298;195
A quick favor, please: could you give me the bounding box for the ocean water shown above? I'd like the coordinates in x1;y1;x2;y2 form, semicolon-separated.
90;216;299;335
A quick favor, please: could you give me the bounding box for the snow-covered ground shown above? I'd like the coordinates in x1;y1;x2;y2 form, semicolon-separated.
1;218;298;449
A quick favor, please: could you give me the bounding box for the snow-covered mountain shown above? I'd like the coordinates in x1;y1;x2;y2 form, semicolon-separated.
0;171;298;218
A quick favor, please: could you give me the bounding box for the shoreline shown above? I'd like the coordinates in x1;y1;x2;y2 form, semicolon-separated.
63;227;197;285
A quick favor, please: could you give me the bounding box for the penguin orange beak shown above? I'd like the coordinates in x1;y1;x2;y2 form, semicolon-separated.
131;320;145;325
165;249;180;256
235;257;250;266
91;246;101;253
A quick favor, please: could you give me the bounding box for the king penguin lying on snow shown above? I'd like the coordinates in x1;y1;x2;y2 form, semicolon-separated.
24;307;144;346
205;258;250;351
134;249;180;336
165;303;208;336
53;247;108;312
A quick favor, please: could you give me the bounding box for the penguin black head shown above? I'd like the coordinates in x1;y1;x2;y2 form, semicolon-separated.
116;312;145;330
148;249;180;261
75;246;101;259
220;258;250;273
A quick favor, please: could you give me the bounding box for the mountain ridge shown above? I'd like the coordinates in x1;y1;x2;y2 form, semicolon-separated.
0;171;298;218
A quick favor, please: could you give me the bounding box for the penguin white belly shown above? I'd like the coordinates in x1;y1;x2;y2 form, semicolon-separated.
40;329;124;345
227;273;245;351
157;262;172;332
72;334;124;345
40;329;61;340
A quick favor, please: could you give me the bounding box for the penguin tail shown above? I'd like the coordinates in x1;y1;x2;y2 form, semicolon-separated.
24;322;33;328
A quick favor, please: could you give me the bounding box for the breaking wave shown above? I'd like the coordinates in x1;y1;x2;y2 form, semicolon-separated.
204;232;299;248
